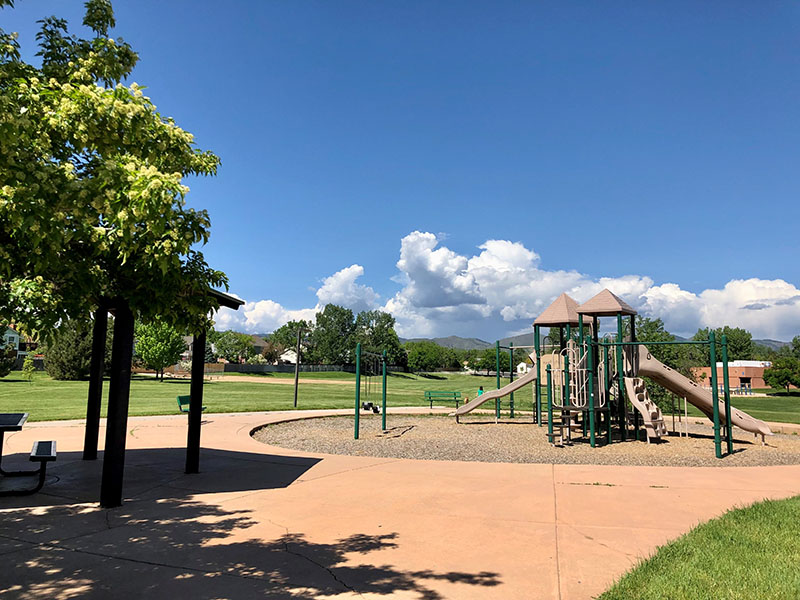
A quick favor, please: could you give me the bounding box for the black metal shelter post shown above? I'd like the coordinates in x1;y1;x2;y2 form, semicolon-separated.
185;330;206;474
83;306;108;460
100;302;135;508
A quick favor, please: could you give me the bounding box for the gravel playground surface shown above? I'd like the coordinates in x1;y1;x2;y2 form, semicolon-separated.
253;413;800;467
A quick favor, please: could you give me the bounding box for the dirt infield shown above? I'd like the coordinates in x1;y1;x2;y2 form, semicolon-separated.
216;375;353;385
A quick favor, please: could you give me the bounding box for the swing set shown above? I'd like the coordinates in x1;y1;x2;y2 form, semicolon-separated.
353;343;388;439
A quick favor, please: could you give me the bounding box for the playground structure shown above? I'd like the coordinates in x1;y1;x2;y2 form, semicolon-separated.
452;289;773;459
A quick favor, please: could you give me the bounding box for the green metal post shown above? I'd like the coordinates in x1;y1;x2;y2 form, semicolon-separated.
592;316;600;439
603;342;611;444
546;365;553;438
495;340;501;419
534;325;542;426
564;350;570;409
630;315;640;440
588;338;595;448
616;313;626;441
721;335;733;455
381;350;387;431
495;340;501;389
509;342;514;418
709;331;722;458
578;314;585;437
354;343;361;440
566;323;572;347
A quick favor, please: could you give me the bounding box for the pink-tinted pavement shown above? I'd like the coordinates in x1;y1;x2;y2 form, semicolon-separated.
1;409;799;599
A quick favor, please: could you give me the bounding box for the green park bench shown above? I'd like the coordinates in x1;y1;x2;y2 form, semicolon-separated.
424;390;461;409
177;395;206;414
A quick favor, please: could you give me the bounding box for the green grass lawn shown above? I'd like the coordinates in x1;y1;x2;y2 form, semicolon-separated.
672;392;800;425
2;369;799;425
0;370;504;421
600;495;800;599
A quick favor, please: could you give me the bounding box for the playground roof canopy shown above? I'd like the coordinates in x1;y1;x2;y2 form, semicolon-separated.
533;293;582;326
576;289;637;316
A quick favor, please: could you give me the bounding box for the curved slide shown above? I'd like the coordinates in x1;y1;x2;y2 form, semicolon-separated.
633;345;772;438
451;369;538;416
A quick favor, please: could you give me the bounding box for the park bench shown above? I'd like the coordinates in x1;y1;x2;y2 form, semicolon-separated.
177;395;206;414
0;440;57;497
424;390;461;409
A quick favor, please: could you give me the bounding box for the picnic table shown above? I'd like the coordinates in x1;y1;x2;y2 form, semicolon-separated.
0;412;57;496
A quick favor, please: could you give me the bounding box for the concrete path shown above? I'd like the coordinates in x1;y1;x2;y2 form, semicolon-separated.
1;410;799;599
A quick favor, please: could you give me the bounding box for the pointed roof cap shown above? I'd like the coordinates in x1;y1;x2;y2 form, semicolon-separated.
533;293;582;326
576;289;637;316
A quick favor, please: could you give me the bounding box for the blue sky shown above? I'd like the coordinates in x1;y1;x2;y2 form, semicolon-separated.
6;1;800;340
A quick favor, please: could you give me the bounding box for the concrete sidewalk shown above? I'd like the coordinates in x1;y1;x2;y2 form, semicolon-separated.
1;410;798;599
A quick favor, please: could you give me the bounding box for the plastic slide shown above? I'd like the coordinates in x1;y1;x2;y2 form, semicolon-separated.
632;345;772;438
451;369;538;416
623;377;667;442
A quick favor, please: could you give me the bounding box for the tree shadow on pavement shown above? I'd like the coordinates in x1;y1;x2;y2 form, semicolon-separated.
0;497;501;599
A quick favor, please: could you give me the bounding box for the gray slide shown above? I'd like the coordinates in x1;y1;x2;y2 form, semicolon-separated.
451;369;538;416
632;345;772;438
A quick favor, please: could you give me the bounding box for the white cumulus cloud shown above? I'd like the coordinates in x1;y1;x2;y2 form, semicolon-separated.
212;231;800;342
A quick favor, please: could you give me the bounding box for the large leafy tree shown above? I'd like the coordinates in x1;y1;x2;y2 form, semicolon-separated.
40;316;113;379
134;319;186;380
791;336;800;360
0;0;226;334
692;326;754;362
270;319;313;362
355;310;406;367
213;330;254;363
42;318;93;380
763;357;800;395
311;304;356;365
405;341;441;373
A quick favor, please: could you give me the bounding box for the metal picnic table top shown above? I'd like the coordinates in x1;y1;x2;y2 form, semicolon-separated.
0;413;28;432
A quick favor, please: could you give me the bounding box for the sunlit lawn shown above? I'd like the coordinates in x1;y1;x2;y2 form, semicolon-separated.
600;495;800;599
2;370;798;424
0;370;502;421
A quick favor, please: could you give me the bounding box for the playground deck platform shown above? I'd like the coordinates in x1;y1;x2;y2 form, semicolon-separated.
1;409;799;599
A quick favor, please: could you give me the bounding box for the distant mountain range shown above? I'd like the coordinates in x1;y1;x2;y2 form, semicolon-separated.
753;339;789;351
399;333;538;350
399;335;494;350
400;334;790;351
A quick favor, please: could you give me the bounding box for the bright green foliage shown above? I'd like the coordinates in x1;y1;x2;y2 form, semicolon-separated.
0;371;504;421
601;496;800;600
406;341;468;373
0;0;226;335
405;341;441;373
134;319;186;380
791;336;800;359
355;310;407;367
0;342;15;378
21;353;35;382
213;330;255;363
472;347;510;375
763;357;800;394
692;326;754;361
42;319;93;380
311;304;356;365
